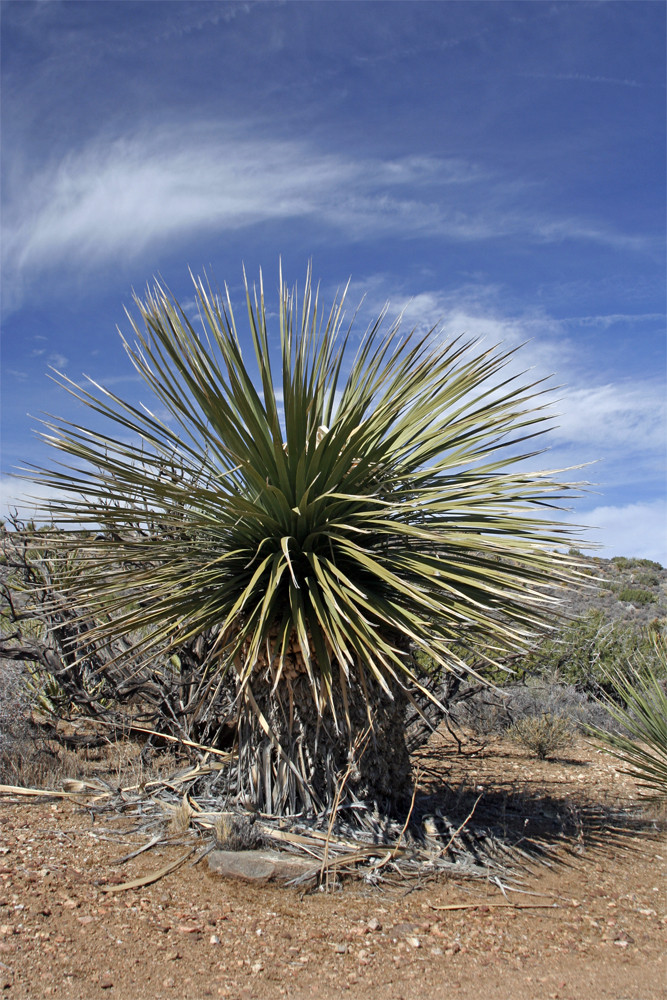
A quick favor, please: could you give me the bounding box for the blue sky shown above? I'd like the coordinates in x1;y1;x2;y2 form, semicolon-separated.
1;0;665;561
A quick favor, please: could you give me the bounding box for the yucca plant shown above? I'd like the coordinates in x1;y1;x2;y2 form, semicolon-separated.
30;264;582;819
587;635;667;801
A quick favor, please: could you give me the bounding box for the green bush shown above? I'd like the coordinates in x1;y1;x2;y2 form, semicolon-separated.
634;572;661;588
508;713;574;760
519;610;665;696
616;588;657;606
611;556;663;572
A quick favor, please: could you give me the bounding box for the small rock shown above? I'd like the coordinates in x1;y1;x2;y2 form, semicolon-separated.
430;947;443;956
334;943;347;954
389;921;419;938
367;917;382;932
165;951;181;962
251;962;263;974
406;936;421;949
209;934;220;945
99;976;113;989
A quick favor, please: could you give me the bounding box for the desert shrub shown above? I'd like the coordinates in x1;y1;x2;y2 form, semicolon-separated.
453;677;613;736
616;588;658;606
508;712;574;760
636;558;663;571
0;661;32;781
0;661;84;787
0;520;238;750
631;570;662;587
452;689;512;736
611;556;663;572
611;557;634;570
519;610;665;697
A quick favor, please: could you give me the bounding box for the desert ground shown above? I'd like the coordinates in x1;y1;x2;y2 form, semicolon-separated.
0;729;665;1000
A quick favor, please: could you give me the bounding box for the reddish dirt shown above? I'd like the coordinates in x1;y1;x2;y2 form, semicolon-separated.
1;735;665;1000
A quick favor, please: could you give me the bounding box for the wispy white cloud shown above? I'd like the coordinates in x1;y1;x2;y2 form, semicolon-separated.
568;500;666;565
551;383;666;453
561;312;665;329
1;129;475;296
520;72;642;88
343;280;572;376
47;353;69;371
2;124;647;310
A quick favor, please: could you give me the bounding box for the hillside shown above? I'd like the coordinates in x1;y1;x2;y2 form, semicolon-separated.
559;552;666;625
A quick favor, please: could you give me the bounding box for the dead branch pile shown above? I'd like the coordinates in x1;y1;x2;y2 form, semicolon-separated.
0;750;550;894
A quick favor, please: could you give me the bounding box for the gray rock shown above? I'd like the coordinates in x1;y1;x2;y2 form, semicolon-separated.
207;849;317;885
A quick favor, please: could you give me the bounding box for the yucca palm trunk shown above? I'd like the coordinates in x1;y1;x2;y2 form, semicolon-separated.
234;663;411;816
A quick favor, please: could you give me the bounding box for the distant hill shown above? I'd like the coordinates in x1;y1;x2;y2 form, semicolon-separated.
559;552;666;625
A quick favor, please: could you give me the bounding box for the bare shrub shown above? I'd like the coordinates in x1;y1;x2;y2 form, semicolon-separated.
453;679;614;737
0;519;238;752
0;661;83;786
508;713;574;760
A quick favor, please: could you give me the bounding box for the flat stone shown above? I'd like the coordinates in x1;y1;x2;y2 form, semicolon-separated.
207;849;317;885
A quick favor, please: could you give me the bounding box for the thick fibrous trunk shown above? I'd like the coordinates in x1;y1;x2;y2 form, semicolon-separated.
233;667;412;820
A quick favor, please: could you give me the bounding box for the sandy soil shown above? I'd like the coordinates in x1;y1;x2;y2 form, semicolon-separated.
0;735;665;1000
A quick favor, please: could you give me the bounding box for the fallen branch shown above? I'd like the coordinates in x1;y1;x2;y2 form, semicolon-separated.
90;718;235;759
100;847;197;893
429;901;559;911
440;790;483;855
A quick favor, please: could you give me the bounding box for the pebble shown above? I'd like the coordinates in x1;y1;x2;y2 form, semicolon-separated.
406;936;421;949
367;917;382;932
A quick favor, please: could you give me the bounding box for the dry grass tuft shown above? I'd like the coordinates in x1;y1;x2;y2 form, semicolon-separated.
214;812;264;851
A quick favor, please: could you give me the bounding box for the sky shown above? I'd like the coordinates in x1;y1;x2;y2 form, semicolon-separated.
1;0;665;562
